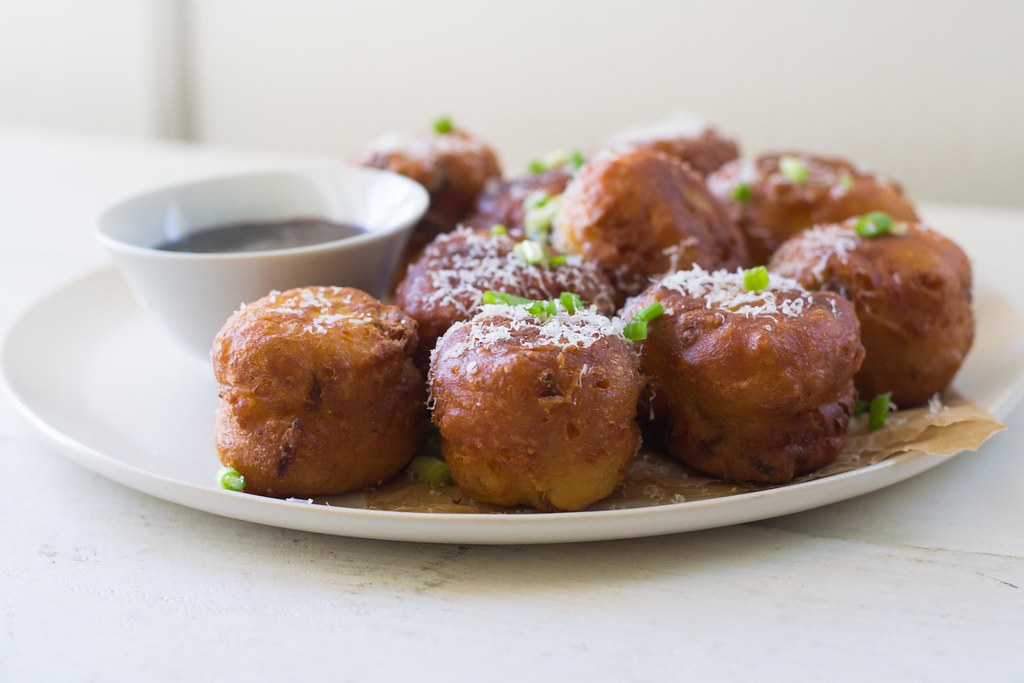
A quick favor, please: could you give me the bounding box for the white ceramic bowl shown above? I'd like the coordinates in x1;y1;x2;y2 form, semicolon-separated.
95;165;429;358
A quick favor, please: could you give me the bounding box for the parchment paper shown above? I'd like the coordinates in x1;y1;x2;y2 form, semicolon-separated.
362;393;1005;513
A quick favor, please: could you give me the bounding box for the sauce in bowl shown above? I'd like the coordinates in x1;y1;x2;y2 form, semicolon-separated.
156;218;366;253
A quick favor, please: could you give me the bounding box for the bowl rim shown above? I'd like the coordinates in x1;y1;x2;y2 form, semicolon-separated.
93;164;430;261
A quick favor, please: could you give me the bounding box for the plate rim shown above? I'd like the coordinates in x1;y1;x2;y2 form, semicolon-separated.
3;267;1017;544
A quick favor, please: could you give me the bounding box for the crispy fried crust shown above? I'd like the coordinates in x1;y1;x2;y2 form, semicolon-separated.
770;221;974;406
396;227;616;369
351;129;501;233
429;310;642;511
553;148;749;302
213;287;425;498
609;126;740;177
708;153;919;265
624;280;864;483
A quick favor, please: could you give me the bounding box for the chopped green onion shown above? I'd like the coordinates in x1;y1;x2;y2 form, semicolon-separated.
527;299;558;318
623;321;648;341
217;466;245;492
731;182;752;203
542;148;572;169
432;116;454;134
633;301;665;323
548;254;568;267
523;192;562;243
854;211;895;238
743;266;770;292
525;190;551;209
514;239;548;265
570;150;586;171
527;159;547;174
408;455;452;488
838;173;854;189
559;291;584;314
867;392;893;431
490;223;508;236
853;399;868;416
779;155;809;184
481;290;532;306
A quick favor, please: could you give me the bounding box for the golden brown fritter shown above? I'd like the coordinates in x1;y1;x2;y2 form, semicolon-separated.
213;287;424;498
464;168;573;234
429;304;642;511
396;226;616;369
602;123;740;177
553;147;749;303
707;153;919;265
351;128;501;233
624;267;864;483
770;220;974;406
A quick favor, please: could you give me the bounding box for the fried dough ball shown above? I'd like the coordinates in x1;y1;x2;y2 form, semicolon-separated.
213;287;424;498
769;220;974;406
553;147;749;302
464;168;573;233
429;303;641;511
351;127;501;232
624;267;864;483
602;120;740;176
352;126;502;285
396;226;616;368
707;153;919;265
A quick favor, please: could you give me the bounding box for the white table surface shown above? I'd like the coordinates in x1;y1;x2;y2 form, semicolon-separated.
1;127;1022;682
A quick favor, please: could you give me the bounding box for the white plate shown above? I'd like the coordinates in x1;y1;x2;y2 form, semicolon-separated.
3;268;1022;544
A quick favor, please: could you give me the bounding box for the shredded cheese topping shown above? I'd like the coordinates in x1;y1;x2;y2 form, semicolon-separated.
253;287;373;335
431;303;625;367
657;266;815;320
413;227;611;316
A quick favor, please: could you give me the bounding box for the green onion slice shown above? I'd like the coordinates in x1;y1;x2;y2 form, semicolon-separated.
633;300;665;323
854;211;895;238
526;300;558;318
853;399;869;416
527;159;546;174
623;321;648;341
548;254;568;267
743;266;770;292
217;467;245;492
867;392;893;430
559;291;585;313
481;290;532;306
408;455;452;488
570;150;586;171
523;191;562;243
432;116;454;134
490;223;508;236
514;239;548;265
732;182;752;203
525;190;551;209
779;155;810;184
542;148;571;169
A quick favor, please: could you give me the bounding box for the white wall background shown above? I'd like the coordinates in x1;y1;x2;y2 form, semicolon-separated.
2;0;1022;208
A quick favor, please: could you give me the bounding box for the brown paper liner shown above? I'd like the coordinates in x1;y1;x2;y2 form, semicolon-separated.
360;393;1004;514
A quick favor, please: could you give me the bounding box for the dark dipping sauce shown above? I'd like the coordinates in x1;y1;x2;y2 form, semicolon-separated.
155;218;366;253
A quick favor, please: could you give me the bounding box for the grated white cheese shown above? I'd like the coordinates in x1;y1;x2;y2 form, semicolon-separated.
656;266;814;320
928;393;945;415
415;226;611;316
791;224;862;283
431;303;626;367
246;286;373;335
